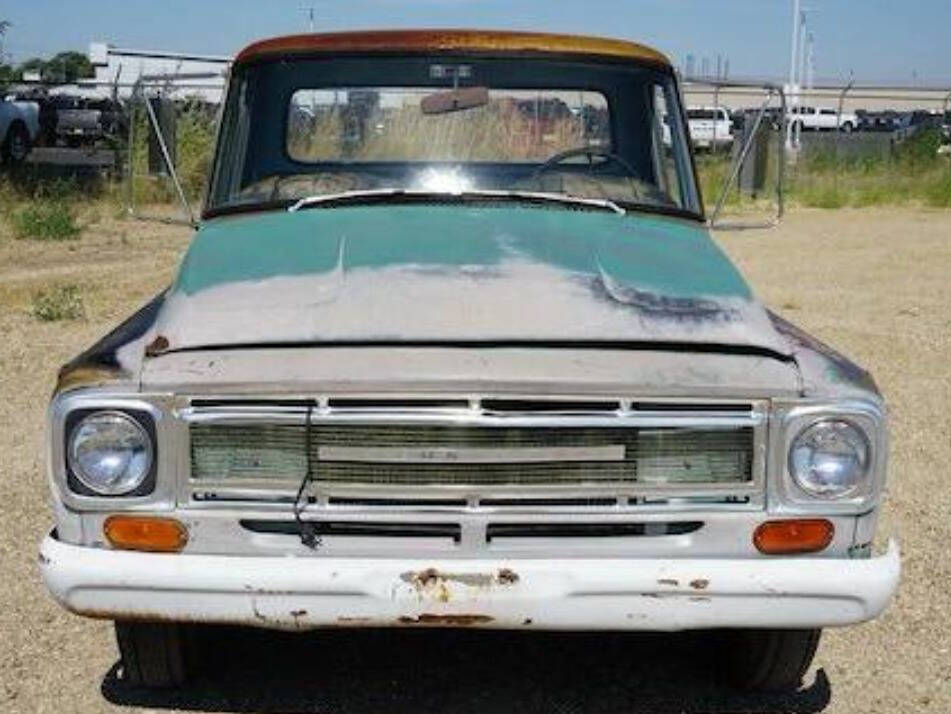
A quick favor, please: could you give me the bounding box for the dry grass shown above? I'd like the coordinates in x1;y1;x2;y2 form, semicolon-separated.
698;129;951;210
0;205;948;712
288;101;588;162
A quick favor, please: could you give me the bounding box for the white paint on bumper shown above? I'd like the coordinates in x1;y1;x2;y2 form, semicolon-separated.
39;533;900;631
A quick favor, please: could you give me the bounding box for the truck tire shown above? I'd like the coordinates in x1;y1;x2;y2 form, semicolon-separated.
2;121;31;164
114;621;191;688
840;122;854;133
719;628;821;692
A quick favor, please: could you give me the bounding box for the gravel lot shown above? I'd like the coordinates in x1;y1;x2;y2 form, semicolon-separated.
1;207;947;713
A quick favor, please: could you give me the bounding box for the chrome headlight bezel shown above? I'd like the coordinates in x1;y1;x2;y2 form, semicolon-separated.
771;400;887;514
49;393;175;511
66;409;155;496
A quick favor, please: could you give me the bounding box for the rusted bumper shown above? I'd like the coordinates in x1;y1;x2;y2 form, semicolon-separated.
38;533;899;631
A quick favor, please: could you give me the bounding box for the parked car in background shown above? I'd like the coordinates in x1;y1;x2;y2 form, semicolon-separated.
0;96;41;164
891;110;942;142
686;106;733;149
789;105;858;133
34;93;126;148
39;29;899;695
856;110;900;133
940;111;951;152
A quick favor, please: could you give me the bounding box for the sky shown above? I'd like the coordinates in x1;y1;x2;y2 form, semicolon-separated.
2;0;950;86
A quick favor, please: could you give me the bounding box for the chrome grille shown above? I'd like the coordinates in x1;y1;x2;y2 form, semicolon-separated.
189;422;755;487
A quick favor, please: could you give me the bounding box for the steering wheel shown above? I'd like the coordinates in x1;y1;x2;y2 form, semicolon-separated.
530;148;641;196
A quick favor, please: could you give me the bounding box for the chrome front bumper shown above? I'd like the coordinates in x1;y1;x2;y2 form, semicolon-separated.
39;533;900;632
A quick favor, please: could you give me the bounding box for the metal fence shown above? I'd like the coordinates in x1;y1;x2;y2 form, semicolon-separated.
11;74;951;223
682;80;951;213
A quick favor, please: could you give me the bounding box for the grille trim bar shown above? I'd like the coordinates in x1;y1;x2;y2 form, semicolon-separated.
316;444;627;464
180;395;768;510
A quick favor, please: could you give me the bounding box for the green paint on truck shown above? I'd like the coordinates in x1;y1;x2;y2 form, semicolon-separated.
174;205;752;300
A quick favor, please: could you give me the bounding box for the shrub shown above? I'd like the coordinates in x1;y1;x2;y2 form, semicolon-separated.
31;284;85;322
923;169;951;208
895;128;943;166
13;201;80;240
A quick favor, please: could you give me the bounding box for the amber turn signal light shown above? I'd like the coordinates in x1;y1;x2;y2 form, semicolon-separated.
103;515;188;553
753;519;834;555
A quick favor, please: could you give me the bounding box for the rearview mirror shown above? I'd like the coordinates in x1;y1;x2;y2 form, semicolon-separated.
421;86;489;115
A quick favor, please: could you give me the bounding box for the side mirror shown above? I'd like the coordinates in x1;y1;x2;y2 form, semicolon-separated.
704;83;787;231
124;70;227;229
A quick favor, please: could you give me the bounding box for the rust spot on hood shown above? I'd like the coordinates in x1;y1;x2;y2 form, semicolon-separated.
144;334;170;357
689;578;710;590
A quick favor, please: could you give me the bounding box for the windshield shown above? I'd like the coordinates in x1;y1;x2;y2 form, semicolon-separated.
207;55;700;216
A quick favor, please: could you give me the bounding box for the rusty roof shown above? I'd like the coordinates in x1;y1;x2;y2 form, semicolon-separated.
234;29;670;66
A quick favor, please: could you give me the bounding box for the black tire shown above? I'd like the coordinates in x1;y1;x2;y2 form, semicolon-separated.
114;621;192;688
840;122;854;134
719;628;821;692
2;121;31;164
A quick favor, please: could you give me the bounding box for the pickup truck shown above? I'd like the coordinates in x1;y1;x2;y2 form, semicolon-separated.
789;105;859;133
686;106;734;149
39;29;899;694
0;96;40;163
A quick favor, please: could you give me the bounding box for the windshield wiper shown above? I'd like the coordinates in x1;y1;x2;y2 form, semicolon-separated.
287;188;626;215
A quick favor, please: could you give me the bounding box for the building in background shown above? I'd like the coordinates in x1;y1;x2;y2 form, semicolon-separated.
85;43;229;101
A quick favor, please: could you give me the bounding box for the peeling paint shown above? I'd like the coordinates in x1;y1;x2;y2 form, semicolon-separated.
401;568;520;589
497;568;520;585
144;335;170;357
397;613;494;626
689;578;710;590
151;206;791;356
769;309;881;398
53;291;165;396
336;616;374;625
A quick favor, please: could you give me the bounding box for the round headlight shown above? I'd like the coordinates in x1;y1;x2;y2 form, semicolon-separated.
789;419;869;498
68;411;153;495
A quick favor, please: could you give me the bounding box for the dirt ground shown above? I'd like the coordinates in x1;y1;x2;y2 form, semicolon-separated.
0;207;948;713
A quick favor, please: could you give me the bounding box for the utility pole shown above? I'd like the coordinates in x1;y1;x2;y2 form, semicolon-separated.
806;32;815;90
300;5;316;32
788;0;801;91
786;0;802;153
798;11;808;98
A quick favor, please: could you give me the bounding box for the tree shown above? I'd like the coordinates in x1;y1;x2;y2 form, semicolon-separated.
44;51;94;83
17;56;45;80
12;51;94;84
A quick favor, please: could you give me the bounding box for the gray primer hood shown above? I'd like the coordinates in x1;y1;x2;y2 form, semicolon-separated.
149;205;792;358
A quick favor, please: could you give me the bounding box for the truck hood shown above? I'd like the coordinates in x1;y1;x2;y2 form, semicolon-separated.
152;204;791;357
